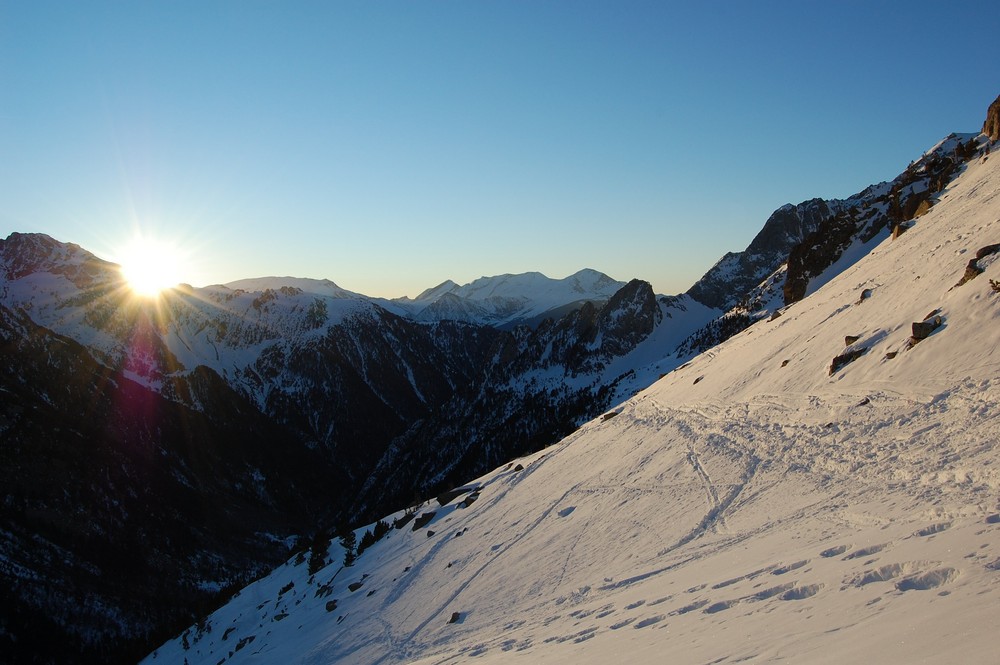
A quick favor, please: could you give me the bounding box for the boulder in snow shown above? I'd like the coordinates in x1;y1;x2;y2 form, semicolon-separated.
911;315;943;341
412;512;436;530
829;347;868;375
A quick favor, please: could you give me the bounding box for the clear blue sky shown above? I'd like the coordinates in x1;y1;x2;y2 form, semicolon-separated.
1;1;996;298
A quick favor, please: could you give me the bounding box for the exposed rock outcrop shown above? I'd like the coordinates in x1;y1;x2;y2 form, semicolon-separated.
984;94;1000;141
911;315;943;341
590;279;662;359
783;133;981;306
954;243;1000;287
687;198;844;310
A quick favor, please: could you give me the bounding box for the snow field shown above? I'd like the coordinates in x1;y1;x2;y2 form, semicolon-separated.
145;380;1000;663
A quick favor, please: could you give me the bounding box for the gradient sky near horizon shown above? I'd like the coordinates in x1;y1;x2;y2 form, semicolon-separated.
1;1;996;298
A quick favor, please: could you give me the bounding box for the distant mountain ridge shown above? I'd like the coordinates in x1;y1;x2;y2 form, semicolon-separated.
392;268;626;328
218;269;629;330
223;276;362;299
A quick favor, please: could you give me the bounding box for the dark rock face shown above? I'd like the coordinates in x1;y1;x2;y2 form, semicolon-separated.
412;512;436;530
784;209;866;305
593;279;662;358
783;134;981;306
687;198;842;310
984;94;1000;141
674;311;753;359
677;125;983;363
250;309;501;475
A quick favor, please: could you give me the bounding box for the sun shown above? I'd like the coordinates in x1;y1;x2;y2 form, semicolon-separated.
118;237;185;298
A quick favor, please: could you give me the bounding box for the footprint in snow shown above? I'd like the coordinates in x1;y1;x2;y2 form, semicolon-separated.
752;583;795;601
843;543;889;560
610;617;635;630
671;599;709;615
846;561;946;588
543;627;597;644
633;614;666;629
895;568;959;591
821;544;851;558
772;559;809;575
704;599;739;614
914;522;951;537
594;604;616;619
780;584;823;600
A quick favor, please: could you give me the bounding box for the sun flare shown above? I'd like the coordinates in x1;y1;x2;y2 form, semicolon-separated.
118;237;185;298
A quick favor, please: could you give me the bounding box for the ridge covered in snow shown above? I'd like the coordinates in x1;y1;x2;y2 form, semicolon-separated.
144;131;1000;664
222;276;363;299
393;268;627;328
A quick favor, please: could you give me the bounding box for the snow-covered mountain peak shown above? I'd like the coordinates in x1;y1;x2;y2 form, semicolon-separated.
566;267;623;293
409;279;461;302
395;268;627;327
223;276;360;299
0;231;119;289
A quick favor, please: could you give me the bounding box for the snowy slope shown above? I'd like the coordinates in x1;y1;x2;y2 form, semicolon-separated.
145;140;1000;664
394;269;627;327
596;293;719;400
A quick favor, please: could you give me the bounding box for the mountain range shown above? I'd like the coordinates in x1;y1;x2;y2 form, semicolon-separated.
2;95;997;663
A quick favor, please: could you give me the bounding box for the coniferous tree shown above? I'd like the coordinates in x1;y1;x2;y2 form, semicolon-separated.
340;529;356;567
307;531;331;576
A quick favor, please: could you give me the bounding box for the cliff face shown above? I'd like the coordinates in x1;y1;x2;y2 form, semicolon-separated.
984;94;1000;141
685;198;847;311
